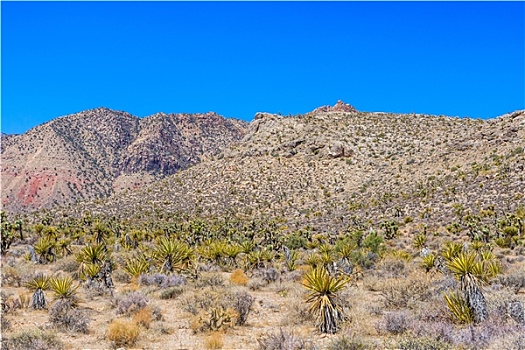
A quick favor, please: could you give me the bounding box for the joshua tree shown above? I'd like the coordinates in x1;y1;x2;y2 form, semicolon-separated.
303;267;348;334
152;237;193;274
445;251;500;323
13;219;23;240
25;274;49;309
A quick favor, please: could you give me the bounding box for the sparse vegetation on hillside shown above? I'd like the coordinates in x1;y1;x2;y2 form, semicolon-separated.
1;104;524;349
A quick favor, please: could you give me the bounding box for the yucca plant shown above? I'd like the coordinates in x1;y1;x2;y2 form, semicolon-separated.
337;243;356;263
441;242;463;262
285;249;299;272
303;267;349;334
25;274;49;309
305;253;321;269
223;243;242;267
421;253;436;273
413;234;427;250
444;291;474;324
76;244;108;265
49;276;79;304
123;257;150;279
152;237;193;274
34;237;57;264
81;263;102;281
447;251;488;323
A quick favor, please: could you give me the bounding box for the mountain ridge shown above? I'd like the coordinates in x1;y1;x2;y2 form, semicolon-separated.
1;107;248;213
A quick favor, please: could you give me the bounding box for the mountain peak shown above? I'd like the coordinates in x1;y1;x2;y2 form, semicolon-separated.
310;100;357;114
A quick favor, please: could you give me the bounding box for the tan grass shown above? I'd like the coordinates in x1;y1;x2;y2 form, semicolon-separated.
132;307;153;329
205;331;224;349
106;319;140;347
229;269;249;286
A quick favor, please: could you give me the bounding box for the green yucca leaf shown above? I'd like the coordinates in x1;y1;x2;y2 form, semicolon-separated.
123;257;150;278
25;274;49;291
421;253;436;272
81;263;101;280
337;244;355;261
447;251;478;278
302;267;348;334
305;253;321;268
484;260;502;279
479;250;494;261
76;244;108;264
441;242;463;262
318;244;334;255
444;291;474;324
49;276;78;300
413;234;427;250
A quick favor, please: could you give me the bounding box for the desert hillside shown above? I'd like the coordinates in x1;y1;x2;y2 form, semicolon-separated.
1;108;248;213
71;102;525;234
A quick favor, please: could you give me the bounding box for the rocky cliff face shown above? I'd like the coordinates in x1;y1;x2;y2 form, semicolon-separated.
1;108;248;213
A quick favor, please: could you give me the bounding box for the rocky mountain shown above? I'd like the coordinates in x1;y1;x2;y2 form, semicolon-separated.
74;103;525;234
1;108;248;213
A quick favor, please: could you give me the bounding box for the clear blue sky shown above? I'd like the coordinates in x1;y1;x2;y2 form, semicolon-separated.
1;1;524;135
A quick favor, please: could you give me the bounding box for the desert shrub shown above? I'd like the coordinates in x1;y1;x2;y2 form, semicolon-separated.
159;286;184;299
247;278;267;291
230;269;249;286
180;287;228;315
192;306;236;333
2;314;11;331
258;329;314;350
376;256;407;278
106;319;140;347
376;311;410;335
326;335;368;350
282;232;308;250
116;291;148;315
48;299;89;333
381;278;431;309
132;307;152;329
284;298;313;326
397;337;452;350
54;256;80;274
231;291;254;326
196;273;224;288
1;266;23;287
498;271;525;294
205;331;224;350
254;267;280;284
4;328;64;350
112;268;131;283
1;292;23;314
139;273;186;288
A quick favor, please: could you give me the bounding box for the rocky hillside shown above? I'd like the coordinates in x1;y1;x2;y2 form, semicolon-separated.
75;102;525;234
1;108;248;213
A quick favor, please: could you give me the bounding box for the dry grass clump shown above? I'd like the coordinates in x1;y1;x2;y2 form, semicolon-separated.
205;331;224;349
230;269;249;286
132;307;153;329
106;319;140;347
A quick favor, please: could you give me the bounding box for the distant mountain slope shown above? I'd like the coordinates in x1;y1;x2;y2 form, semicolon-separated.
1;108;248;213
77;103;525;233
